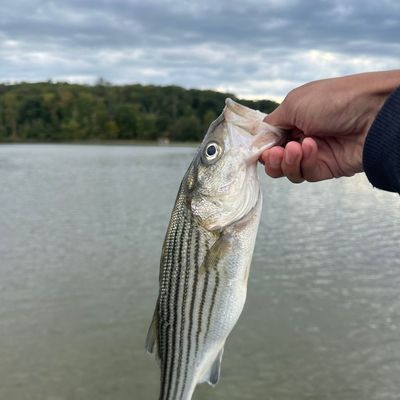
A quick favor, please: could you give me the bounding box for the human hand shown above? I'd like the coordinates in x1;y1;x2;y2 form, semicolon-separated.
261;71;400;183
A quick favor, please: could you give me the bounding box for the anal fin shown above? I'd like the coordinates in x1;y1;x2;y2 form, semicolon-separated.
145;308;158;356
204;347;224;387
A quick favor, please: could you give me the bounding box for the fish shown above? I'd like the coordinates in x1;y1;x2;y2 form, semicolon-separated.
146;98;286;400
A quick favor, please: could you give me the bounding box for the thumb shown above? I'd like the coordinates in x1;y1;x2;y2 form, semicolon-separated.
263;102;293;129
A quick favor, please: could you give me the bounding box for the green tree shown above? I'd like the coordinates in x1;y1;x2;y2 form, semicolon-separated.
0;82;278;142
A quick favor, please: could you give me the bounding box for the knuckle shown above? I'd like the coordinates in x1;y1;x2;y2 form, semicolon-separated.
283;164;304;183
269;170;284;179
265;166;284;178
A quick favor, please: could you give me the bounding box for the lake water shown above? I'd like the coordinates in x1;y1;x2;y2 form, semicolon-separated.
0;144;400;400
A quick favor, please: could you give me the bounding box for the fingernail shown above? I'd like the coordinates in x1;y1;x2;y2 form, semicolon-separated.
269;153;280;169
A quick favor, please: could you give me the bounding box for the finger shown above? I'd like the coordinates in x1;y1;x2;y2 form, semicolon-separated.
302;137;338;181
300;137;320;181
263;104;293;129
281;141;304;183
263;147;285;178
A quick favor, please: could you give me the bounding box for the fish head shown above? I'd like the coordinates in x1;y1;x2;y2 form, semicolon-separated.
185;98;286;232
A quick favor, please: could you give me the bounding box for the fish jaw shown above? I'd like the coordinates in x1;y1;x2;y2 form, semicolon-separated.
223;98;287;164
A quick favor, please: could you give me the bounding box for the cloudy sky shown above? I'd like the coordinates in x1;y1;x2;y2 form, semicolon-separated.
0;0;399;101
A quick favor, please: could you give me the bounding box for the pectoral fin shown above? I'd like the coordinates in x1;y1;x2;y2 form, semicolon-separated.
198;234;231;276
203;347;224;386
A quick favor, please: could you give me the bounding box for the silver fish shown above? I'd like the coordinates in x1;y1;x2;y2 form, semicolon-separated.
146;98;285;400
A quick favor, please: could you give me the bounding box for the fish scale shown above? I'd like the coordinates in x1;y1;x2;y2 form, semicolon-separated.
160;196;212;399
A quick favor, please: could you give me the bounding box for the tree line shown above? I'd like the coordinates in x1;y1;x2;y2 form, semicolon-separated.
0;81;278;142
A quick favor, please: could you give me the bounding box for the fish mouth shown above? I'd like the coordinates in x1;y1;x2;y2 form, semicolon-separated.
223;98;287;163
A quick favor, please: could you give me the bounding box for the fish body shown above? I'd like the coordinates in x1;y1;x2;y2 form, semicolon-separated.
146;99;285;400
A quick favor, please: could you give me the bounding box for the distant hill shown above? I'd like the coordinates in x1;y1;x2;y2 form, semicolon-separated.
0;82;278;142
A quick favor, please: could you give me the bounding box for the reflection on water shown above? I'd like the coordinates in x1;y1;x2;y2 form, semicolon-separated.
0;144;399;400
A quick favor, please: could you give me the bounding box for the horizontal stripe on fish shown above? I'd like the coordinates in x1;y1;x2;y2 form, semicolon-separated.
158;205;181;400
195;247;209;357
181;227;200;399
166;210;188;400
172;220;193;399
158;200;221;399
158;211;177;400
205;268;220;342
162;205;186;400
158;202;198;399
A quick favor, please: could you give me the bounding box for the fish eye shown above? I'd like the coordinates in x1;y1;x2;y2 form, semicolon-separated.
204;142;220;161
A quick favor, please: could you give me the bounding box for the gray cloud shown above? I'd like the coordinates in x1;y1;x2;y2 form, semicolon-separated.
0;0;399;100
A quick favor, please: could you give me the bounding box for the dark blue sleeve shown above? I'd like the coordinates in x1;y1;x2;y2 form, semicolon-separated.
362;86;400;193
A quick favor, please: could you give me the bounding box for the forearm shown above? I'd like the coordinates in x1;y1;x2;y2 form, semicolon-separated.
359;70;400;96
339;70;400;140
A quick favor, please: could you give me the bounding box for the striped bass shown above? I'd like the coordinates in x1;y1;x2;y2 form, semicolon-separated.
146;98;286;400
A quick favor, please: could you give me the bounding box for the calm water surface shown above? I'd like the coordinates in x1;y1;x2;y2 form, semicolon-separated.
0;144;400;400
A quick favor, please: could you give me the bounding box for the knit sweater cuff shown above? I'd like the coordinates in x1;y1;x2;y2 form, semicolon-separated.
363;86;400;193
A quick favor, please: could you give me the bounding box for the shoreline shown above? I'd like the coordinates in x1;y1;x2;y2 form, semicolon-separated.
0;140;200;148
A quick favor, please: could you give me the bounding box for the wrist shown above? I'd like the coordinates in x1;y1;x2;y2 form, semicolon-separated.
350;70;400;96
